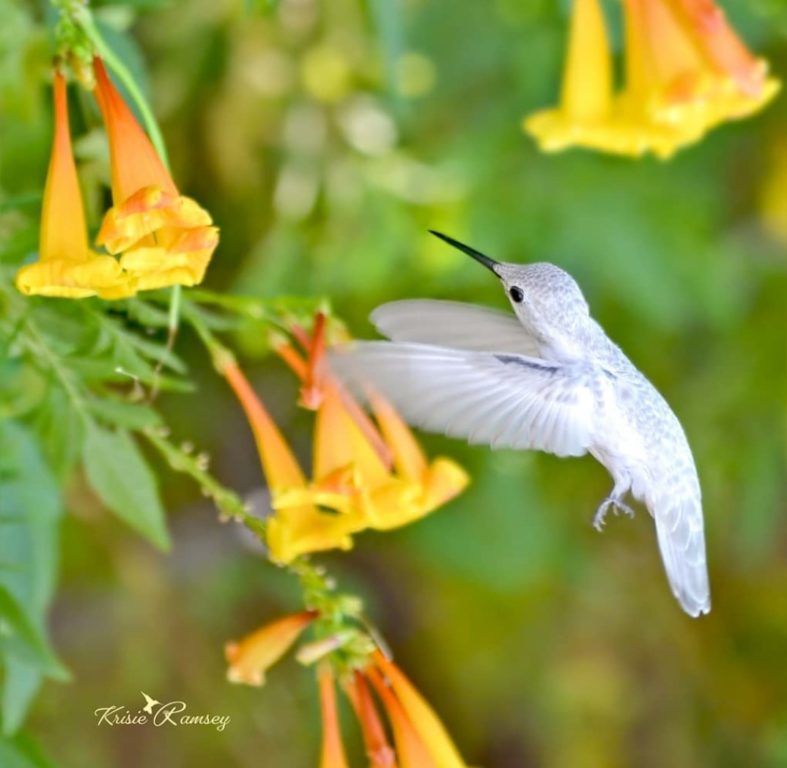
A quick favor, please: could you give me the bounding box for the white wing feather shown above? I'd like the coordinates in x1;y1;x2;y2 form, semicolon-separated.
333;341;599;457
371;300;541;356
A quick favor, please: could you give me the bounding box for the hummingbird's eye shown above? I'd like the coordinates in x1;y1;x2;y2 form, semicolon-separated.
509;286;524;304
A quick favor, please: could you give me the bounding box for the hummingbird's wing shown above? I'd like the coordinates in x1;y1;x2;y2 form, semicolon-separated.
654;493;710;617
371;300;540;356
333;341;598;457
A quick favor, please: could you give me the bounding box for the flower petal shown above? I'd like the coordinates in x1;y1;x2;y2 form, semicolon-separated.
318;664;351;768
40;72;91;262
373;652;468;768
223;362;307;491
347;672;398;768
315;384;390;486
225;610;317;686
266;506;357;564
560;0;613;121
367;667;438;768
97;187;214;253
93;57;178;203
16;255;133;299
369;394;426;483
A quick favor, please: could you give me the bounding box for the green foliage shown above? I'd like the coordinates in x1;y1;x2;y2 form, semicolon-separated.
0;421;66;736
82;423;170;550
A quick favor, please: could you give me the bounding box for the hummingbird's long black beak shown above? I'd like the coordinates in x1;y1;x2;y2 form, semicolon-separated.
429;230;500;274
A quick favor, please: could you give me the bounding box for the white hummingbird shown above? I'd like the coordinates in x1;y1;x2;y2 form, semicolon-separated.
335;231;710;617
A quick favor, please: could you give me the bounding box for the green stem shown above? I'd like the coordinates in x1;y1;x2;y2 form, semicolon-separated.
182;303;238;373
167;285;182;334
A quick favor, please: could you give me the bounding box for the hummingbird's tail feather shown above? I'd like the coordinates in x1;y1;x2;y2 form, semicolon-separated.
653;494;711;617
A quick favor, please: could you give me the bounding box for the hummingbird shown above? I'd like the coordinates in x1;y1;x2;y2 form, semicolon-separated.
335;231;710;617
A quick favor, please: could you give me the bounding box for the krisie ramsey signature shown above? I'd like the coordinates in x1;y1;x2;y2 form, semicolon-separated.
95;692;230;732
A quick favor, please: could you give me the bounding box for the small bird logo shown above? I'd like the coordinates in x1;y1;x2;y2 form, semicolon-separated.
335;231;711;617
141;691;160;714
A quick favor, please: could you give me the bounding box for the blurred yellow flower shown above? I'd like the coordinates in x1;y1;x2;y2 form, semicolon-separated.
524;0;619;155
93;57;218;290
15;73;132;299
525;0;779;159
225;610;317;686
301;46;352;103
221;316;468;565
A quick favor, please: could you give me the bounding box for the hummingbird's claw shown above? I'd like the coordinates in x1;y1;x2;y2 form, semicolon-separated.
593;496;635;531
616;501;636;519
593;500;610;531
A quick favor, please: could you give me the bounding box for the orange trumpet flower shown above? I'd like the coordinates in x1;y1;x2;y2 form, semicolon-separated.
318;664;351;768
347;672;398;768
93;57;218;290
372;652;468;768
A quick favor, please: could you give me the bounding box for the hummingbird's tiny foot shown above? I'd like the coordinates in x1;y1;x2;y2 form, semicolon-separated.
593;496;634;531
617;501;635;519
592;499;612;532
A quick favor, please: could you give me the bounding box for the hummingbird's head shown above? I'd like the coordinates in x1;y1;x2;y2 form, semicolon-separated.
430;231;591;356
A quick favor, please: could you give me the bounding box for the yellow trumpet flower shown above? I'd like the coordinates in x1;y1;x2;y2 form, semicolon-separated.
222;359;360;564
221;316;468;564
93;57;218;290
273;317;469;539
525;0;779;159
15;73;133;299
524;0;621;155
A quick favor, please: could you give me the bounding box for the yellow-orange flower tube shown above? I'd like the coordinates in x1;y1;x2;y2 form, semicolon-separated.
318;664;351;768
15;73;132;299
225;610;317;686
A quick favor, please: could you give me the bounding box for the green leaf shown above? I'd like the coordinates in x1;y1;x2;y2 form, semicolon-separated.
0;586;64;677
0;733;55;768
0;421;67;733
83;424;170;550
1;662;43;737
30;387;84;480
87;397;163;430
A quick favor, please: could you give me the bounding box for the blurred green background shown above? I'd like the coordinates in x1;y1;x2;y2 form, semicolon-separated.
2;0;787;765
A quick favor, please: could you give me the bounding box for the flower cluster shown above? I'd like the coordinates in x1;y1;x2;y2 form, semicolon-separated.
220;313;468;564
16;59;218;299
524;0;780;159
225;608;470;767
